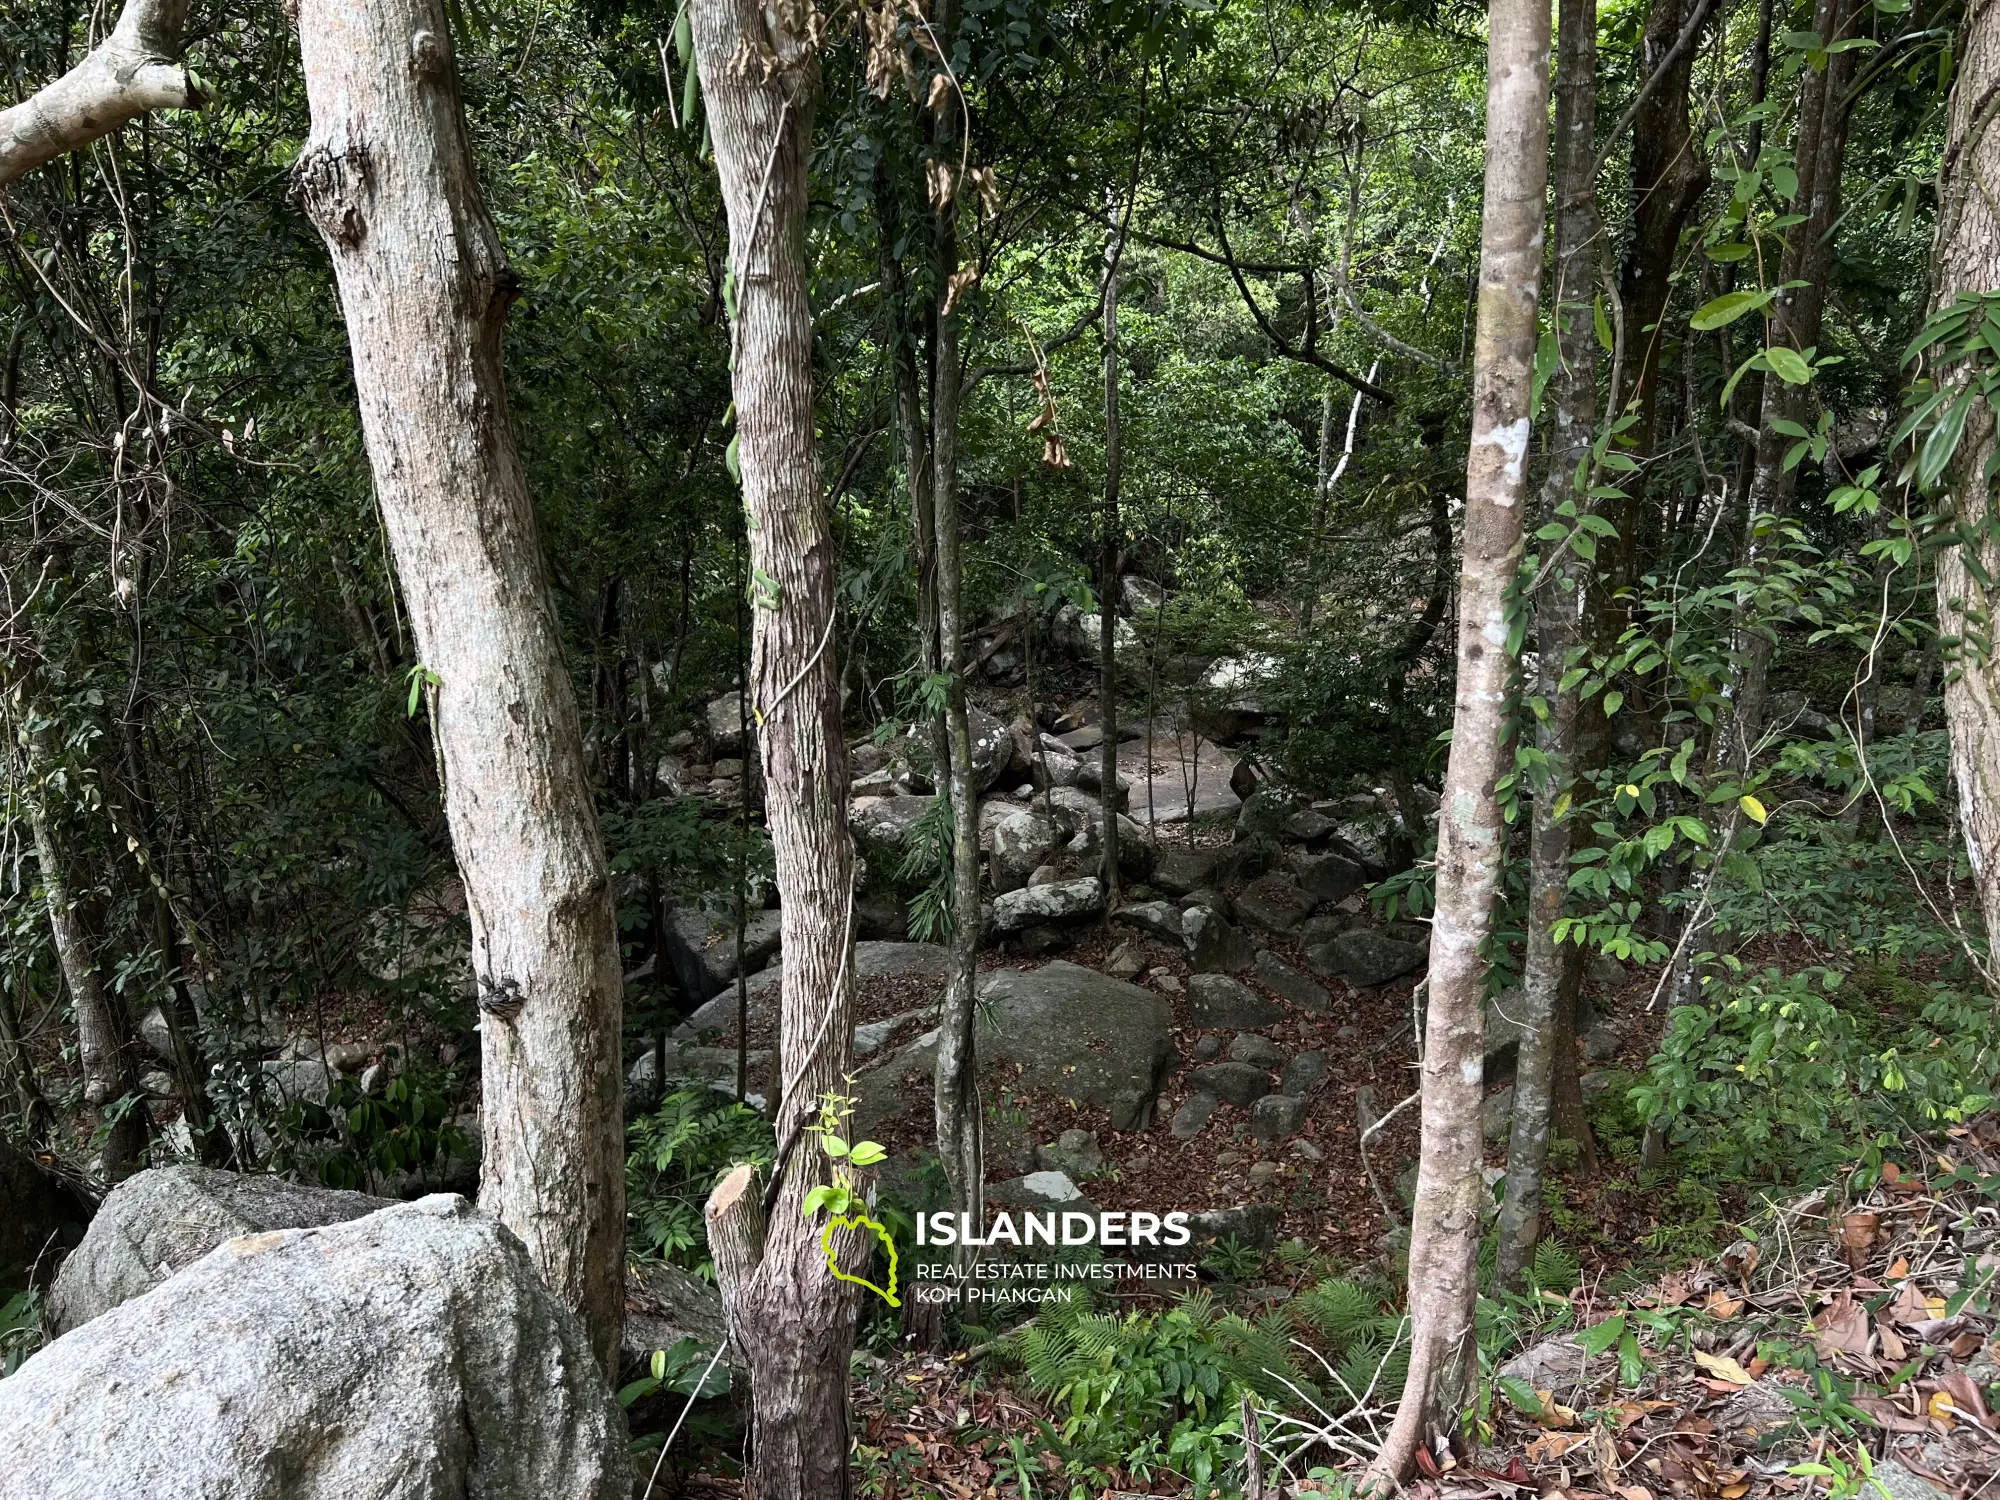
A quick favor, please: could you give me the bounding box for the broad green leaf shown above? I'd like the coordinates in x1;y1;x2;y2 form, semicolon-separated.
1765;346;1813;385
1739;794;1768;825
1690;290;1768;330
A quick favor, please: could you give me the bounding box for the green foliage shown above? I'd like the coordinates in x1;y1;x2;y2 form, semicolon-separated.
626;1088;775;1270
279;1066;469;1195
1634;965;2000;1182
0;1288;43;1378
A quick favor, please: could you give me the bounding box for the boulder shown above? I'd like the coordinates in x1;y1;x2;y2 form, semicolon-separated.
1251;1093;1308;1144
1171;1093;1219;1140
1189;1202;1279;1250
1304;929;1427;987
1495;1331;1615;1405
1113;899;1184;942
1;1197;626;1500
48;1166;391;1335
1183;904;1255;974
991;877;1104;934
1188;973;1285;1030
0;1144;91;1285
706;691;751;756
623;1257;738;1384
870;961;1174;1131
991;811;1063;894
1289;848;1367;903
1152;849;1221;896
850;794;937;858
1234;873;1316;936
1187;1061;1271;1107
1035;1129;1105;1180
1236;787;1304;842
1254;951;1333;1016
1032;747;1083;789
1285;808;1336;843
967;707;1015;791
1228;1033;1286;1070
672;905;782;992
1280;1051;1328;1097
678;941;951;1038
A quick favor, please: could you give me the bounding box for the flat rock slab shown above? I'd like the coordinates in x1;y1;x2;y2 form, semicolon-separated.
1233;874;1317;935
1305;928;1427;987
678;941;952;1038
49;1165;393;1335
1187;1061;1271;1107
2;1197;626;1500
991;877;1104;933
1255;950;1334;1015
1118;729;1242;824
866;961;1173;1132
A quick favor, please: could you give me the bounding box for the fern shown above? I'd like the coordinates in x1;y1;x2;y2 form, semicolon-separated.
1295;1277;1380;1350
1532;1237;1581;1293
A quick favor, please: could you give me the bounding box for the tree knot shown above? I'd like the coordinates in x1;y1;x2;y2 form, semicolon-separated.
290;138;373;248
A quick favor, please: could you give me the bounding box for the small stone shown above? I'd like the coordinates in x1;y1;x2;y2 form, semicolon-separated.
1305;929;1428;987
1281;1051;1329;1097
1194;1035;1223;1061
1170;1093;1218;1140
712;757;745;779
1237;787;1304;841
1290;1138;1323;1162
1583;1020;1623;1061
1254;951;1333;1016
1587;954;1629;990
1290;850;1367;904
1188;1061;1271;1107
1247;1160;1281;1186
1152;972;1184;996
1190;1203;1278;1249
991;876;1104;933
1233;874;1317;936
1354;1083;1380;1133
1188;973;1285;1030
1250;1093;1307;1143
1216;1151;1246;1168
1103;940;1145;980
1285;809;1336;843
1228;1033;1285;1070
1035;1129;1105;1180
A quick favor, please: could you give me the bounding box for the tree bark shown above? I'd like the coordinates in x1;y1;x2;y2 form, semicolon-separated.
693;3;861;1492
929;110;985;1270
1098;210;1126;909
0;977;53;1144
1930;0;2000;971
21;731;147;1179
0;0;201;188
291;0;625;1373
1498;0;1601;1290
1366;0;1550;1479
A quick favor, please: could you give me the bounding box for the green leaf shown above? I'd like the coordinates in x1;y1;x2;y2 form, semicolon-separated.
1918;389;1975;489
1580;1312;1627;1357
1603;690;1624;716
848;1140;887;1167
1705;242;1753;263
1595;294;1614;353
1739;794;1769;825
1765;346;1813;385
1691;290;1769;330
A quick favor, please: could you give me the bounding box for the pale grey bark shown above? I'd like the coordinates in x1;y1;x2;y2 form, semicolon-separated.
292;0;626;1373
1931;0;2000;971
692;1;860;1491
1497;0;1600;1289
1367;0;1550;1479
0;0;201;188
1098;210;1126;908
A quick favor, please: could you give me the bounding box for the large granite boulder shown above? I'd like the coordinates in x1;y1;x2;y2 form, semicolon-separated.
991;811;1063;894
990;877;1104;934
0;1196;626;1500
677;940;951;1039
623;1258;739;1384
1304;928;1427;987
49;1165;391;1334
869;961;1173;1130
967;707;1016;791
1183;904;1255;973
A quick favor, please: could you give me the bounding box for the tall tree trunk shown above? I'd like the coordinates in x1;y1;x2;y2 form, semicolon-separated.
929;120;985;1274
292;0;626;1373
1098;211;1126;908
1929;0;2000;973
692;5;861;1494
0;977;52;1143
1498;0;1602;1290
21;735;147;1178
1366;0;1550;1479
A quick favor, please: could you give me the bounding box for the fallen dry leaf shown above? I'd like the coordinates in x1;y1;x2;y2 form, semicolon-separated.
1813;1289;1874;1359
1692;1350;1756;1387
1526;1431;1594;1464
1952;1330;1986;1361
1881;1324;1909;1362
1703;1289;1744;1320
1887;1255;1911;1280
1842;1211;1882;1270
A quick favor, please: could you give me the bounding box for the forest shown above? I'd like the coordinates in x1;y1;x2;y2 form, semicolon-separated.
2;0;2000;1494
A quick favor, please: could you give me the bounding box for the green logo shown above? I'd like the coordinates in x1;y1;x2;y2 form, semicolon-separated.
800;1090;898;1306
821;1212;900;1307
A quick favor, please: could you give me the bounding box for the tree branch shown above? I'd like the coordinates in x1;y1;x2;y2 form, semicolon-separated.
0;0;203;189
1215;217;1395;403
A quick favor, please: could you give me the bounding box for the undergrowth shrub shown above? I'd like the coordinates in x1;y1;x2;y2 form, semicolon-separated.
626;1087;775;1272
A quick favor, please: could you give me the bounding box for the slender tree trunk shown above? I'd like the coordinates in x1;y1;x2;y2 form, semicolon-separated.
692;5;861;1493
1098;211;1125;908
1498;0;1601;1289
1366;0;1550;1480
0;978;52;1143
1929;0;2000;972
292;0;625;1373
22;743;147;1178
929;139;985;1271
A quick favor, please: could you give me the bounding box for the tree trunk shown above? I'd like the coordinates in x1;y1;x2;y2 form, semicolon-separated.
1497;0;1601;1289
292;0;626;1373
1098;211;1126;909
693;3;861;1493
1366;0;1550;1479
1930;0;2000;972
0;0;200;187
22;737;147;1179
0;977;52;1143
929;140;985;1269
